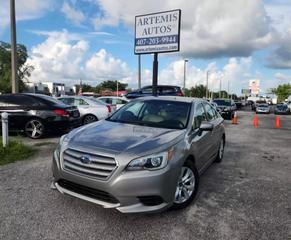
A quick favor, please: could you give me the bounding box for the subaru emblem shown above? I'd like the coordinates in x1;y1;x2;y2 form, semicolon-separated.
80;155;91;164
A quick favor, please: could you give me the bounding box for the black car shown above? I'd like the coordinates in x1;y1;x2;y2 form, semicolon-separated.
0;93;81;139
274;103;290;115
212;99;236;120
125;85;184;99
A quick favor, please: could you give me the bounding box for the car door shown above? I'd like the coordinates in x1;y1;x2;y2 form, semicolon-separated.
202;102;223;160
0;95;38;130
188;102;214;172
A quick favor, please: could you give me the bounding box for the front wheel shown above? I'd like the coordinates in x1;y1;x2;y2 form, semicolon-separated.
172;160;199;209
214;137;225;163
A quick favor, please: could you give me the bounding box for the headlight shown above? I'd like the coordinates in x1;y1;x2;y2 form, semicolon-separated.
126;148;174;171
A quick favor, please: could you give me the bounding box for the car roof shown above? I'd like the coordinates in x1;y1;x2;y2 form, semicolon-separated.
133;96;203;103
142;85;181;88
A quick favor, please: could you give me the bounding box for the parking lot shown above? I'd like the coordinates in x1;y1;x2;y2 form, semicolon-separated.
0;108;291;240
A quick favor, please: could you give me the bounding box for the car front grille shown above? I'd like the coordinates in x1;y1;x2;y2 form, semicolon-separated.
62;148;117;180
57;179;119;204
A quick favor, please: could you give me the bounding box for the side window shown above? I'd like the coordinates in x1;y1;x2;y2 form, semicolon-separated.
193;103;207;129
203;103;217;121
142;87;152;94
59;98;74;105
74;98;89;106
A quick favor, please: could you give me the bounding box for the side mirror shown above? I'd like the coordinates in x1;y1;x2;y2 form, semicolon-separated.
199;122;214;131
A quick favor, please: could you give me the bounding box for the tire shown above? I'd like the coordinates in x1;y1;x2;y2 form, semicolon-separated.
214;137;225;163
172;159;199;209
25;118;45;139
83;115;97;125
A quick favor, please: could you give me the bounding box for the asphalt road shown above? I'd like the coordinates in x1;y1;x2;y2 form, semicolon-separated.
0;110;291;240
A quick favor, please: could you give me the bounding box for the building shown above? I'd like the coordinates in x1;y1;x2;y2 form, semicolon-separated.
25;82;75;96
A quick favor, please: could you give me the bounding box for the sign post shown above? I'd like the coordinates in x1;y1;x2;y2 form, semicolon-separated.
135;10;181;95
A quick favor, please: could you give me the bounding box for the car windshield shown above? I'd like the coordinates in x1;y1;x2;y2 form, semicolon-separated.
107;100;191;129
258;104;268;107
213;99;231;106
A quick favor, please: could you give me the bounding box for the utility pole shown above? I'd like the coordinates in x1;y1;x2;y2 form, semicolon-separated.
138;55;141;89
227;78;230;99
206;70;209;99
219;73;223;98
183;59;188;92
116;80;119;97
10;0;18;93
152;53;158;96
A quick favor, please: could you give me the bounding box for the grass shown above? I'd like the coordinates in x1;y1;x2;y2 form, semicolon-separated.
0;139;37;166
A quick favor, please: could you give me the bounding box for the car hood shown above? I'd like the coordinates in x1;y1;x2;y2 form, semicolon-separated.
68;120;185;155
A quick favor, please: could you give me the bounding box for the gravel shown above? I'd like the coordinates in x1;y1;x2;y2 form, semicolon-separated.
1;109;291;240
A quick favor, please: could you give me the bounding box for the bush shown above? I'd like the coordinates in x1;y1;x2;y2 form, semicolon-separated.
0;139;37;165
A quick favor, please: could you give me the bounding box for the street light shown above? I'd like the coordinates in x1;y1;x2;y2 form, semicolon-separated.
183;59;188;92
219;73;224;98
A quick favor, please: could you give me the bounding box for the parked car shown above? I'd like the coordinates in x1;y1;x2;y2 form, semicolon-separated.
58;96;111;125
125;85;184;99
0;93;80;139
234;100;242;109
274;103;290;115
212;99;236;120
210;101;222;114
98;96;129;110
252;100;266;111
52;96;225;213
256;103;270;114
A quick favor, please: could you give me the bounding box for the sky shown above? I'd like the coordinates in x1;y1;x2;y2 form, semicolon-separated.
0;0;291;95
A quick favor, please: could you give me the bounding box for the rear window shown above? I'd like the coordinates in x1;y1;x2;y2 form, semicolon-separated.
161;87;176;93
213;99;231;106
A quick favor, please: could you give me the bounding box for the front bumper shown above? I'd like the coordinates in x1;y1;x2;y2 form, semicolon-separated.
256;109;270;113
52;151;180;213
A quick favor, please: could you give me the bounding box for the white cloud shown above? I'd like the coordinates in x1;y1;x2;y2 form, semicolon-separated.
61;1;86;26
0;0;53;31
85;49;131;80
138;57;252;94
265;27;291;69
26;30;131;85
91;0;276;58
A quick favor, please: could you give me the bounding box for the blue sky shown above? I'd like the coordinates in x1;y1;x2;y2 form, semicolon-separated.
1;0;291;95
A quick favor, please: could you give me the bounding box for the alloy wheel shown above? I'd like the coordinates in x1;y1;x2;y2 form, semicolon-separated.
25;119;44;139
83;115;97;125
174;166;195;204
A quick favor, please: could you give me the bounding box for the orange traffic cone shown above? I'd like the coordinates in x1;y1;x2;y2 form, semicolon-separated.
275;116;281;129
232;111;238;124
253;114;259;128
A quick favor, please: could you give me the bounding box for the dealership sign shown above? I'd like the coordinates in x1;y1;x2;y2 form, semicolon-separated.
135;9;181;54
249;79;260;95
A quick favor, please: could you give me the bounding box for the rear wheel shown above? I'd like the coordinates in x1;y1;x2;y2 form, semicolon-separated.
83;115;97;125
172;159;199;209
25;119;45;139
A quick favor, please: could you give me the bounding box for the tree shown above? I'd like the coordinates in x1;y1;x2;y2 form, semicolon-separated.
189;84;206;98
273;84;291;102
0;41;34;93
98;80;128;91
75;83;95;93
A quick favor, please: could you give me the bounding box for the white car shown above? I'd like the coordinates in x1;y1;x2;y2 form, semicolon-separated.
58;96;111;125
98;96;129;110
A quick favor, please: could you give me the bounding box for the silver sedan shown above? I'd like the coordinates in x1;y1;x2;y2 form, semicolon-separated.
58;96;111;125
52;96;225;213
